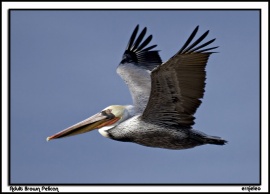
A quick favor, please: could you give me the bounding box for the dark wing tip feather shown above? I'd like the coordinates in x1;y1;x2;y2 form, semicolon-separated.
136;35;152;51
178;25;199;54
187;38;216;53
122;25;162;71
177;26;218;55
197;46;219;53
141;44;157;52
126;25;139;51
131;27;147;51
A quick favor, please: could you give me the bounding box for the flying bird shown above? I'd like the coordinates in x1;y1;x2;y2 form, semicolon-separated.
47;25;227;150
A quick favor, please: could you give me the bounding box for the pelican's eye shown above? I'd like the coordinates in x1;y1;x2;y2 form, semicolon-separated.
101;109;115;119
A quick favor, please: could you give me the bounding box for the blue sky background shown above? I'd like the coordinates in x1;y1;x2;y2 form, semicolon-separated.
9;10;260;184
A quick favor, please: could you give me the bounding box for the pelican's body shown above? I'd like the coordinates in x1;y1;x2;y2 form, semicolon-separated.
102;114;218;150
47;25;227;150
98;106;225;150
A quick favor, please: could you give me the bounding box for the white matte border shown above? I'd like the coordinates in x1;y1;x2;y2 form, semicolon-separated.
2;1;268;193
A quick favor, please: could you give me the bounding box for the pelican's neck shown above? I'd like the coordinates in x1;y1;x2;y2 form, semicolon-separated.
124;105;137;117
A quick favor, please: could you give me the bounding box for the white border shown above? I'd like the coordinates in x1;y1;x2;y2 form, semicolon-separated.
1;1;269;9
2;1;268;192
261;2;269;193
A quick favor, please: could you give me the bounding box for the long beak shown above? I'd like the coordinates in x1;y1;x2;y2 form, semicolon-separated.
46;110;120;141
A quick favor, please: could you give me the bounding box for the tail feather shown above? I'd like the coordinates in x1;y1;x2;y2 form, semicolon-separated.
190;129;228;146
204;136;228;145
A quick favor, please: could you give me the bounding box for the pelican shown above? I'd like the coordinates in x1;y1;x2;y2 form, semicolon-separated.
47;25;227;150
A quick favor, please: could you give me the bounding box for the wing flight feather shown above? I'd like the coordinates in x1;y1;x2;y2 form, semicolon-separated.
142;26;218;127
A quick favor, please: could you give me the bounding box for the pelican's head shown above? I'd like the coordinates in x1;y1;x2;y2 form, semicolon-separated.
46;105;134;141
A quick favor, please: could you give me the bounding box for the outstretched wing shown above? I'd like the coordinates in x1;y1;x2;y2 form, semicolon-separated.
117;25;162;113
142;26;218;127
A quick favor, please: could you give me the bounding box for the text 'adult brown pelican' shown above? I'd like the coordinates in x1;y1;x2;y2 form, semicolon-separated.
47;25;227;150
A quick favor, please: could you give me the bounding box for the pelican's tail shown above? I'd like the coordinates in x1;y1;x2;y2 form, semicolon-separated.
204;135;228;145
191;129;228;146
